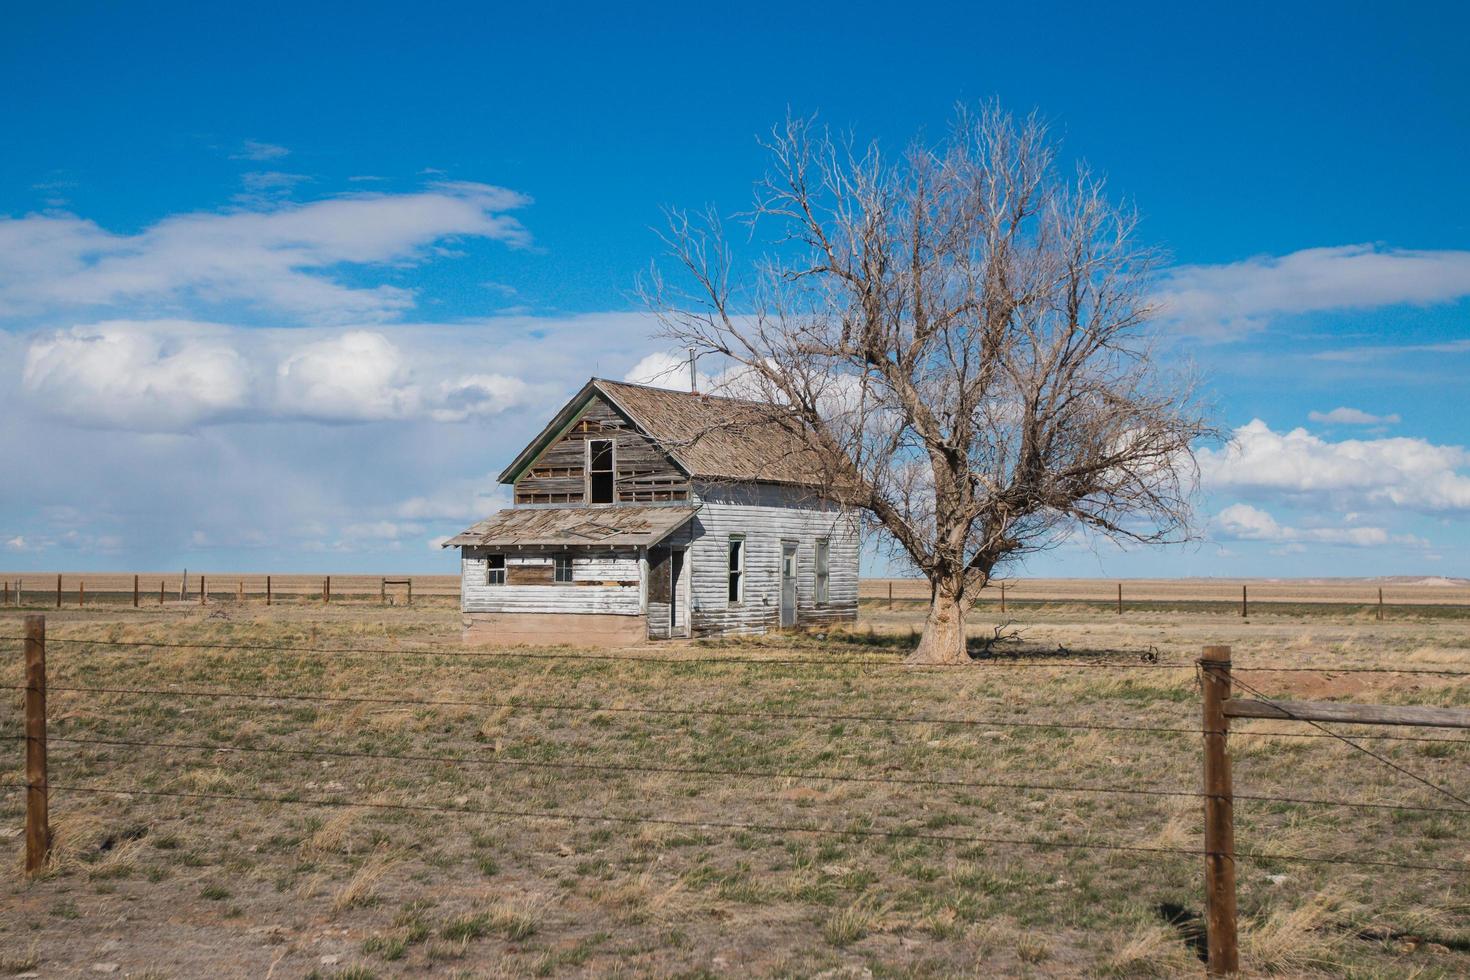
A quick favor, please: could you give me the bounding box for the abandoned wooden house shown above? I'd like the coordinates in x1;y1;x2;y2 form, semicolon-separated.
444;377;860;645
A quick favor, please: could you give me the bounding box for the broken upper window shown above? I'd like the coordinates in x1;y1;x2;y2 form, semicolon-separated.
588;439;615;504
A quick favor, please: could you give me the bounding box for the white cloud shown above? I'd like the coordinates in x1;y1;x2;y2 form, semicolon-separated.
1312;338;1470;363
1155;244;1470;339
18;321;548;431
231;140;291;161
341;520;424;540
1211;503;1403;547
22;321;252;429
624;351;704;391
430;374;533;422
1201;420;1470;513
276;331;418;421
0;182;531;323
395;478;507;522
1307;407;1401;426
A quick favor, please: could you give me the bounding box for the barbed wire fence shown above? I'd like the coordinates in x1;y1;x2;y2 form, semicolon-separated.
4;617;1468;974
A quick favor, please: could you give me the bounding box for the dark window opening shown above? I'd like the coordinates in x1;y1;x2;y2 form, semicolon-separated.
486;554;506;586
727;536;744;603
588;439;615;504
554;555;574;583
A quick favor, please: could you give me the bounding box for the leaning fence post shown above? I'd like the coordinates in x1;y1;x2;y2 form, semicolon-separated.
1200;644;1238;976
24;614;50;874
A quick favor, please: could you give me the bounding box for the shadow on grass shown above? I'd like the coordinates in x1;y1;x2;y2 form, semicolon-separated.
1156;902;1209;964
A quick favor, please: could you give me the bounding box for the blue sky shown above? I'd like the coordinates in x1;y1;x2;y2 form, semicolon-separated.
2;1;1468;577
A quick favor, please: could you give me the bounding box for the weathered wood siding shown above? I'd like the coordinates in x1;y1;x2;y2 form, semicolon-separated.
461;548;640;615
514;395;690;504
644;523;695;639
687;482;860;636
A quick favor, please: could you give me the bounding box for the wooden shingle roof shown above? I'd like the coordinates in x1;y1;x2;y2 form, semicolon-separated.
500;378;827;488
443;504;697;549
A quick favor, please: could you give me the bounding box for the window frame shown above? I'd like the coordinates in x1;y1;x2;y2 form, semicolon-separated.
553;554;574;584
485;554;506;586
815;538;830;605
727;535;745;604
586;438;616;504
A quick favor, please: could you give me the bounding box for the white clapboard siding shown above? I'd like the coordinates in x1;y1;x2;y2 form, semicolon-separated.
462;584;640;615
574;556;639;581
687;481;860;636
461;549;641;615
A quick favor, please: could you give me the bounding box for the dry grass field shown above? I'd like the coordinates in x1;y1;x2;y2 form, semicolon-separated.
1;590;1468;977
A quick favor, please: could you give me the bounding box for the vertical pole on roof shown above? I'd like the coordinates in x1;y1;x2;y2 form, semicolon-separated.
688;347;698;394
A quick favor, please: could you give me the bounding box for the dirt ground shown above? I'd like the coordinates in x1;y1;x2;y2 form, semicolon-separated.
1;595;1467;977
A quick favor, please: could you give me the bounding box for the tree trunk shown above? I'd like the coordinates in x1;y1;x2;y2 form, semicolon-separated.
908;586;969;664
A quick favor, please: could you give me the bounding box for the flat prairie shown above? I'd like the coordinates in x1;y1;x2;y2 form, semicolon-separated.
6;572;1468;607
0;592;1467;977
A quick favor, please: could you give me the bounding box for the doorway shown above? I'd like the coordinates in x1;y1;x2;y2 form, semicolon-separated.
780;541;797;627
670;548;687;636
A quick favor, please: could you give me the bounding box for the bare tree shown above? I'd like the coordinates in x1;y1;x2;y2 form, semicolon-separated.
646;104;1210;664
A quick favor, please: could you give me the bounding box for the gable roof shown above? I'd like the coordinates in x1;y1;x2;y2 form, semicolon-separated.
499;378;828;488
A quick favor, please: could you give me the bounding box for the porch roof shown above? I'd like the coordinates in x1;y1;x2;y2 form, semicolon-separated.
442;505;697;549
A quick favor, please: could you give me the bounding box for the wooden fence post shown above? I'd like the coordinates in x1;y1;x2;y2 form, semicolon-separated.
1117;582;1123;615
159;580;165;605
1200;645;1238;976
78;581;84;607
324;576;331;604
266;575;272;606
200;574;206;605
237;580;243;603
133;574;139;608
381;578;386;604
56;574;61;609
1000;582;1006;615
406;579;412;606
1377;587;1384;621
1240;585;1248;619
2;581;7;606
24;615;49;874
888;581;893;610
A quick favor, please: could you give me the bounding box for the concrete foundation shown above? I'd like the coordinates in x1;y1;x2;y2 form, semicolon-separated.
462;611;649;648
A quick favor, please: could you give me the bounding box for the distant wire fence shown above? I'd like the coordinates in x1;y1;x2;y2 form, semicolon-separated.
0;574;433;608
5;617;1469;975
6;575;1470;618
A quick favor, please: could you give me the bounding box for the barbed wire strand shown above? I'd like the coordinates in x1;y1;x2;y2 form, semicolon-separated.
1226;672;1470;810
3;634;1468;676
13;780;1465;875
4;681;1466;744
19;731;1469;815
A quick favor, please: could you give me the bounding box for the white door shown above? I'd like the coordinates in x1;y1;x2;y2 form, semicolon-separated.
780;541;797;627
